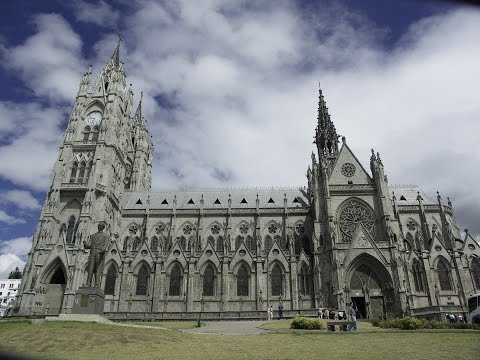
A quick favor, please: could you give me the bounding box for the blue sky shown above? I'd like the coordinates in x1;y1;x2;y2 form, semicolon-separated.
0;0;479;276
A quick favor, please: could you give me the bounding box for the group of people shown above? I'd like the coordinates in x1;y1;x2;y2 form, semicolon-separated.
318;303;358;330
267;303;284;320
445;313;465;323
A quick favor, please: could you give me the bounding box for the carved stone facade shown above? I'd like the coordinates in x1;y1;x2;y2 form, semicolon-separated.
15;44;480;320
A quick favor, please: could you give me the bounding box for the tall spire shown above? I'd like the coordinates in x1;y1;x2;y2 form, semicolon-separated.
134;91;143;123
111;34;122;68
314;84;339;157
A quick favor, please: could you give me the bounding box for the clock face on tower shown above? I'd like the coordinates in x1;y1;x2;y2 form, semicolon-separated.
85;111;103;126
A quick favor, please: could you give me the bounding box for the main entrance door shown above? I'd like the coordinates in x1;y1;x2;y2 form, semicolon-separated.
349;262;389;319
45;268;66;315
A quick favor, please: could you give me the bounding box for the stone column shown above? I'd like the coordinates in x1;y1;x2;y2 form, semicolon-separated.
187;261;195;312
290;257;298;310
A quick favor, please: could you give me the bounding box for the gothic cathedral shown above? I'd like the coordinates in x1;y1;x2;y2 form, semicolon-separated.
16;43;480;320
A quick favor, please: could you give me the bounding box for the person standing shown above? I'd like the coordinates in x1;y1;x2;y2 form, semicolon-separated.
278;303;284;320
350;303;358;331
267;306;273;320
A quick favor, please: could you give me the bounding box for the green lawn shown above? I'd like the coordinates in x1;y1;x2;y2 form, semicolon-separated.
0;320;478;360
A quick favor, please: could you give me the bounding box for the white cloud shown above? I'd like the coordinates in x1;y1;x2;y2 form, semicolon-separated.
0;13;83;103
0;237;32;258
72;0;120;28
0;190;41;210
0;1;479;238
0;101;66;190
0;254;26;278
0;210;25;225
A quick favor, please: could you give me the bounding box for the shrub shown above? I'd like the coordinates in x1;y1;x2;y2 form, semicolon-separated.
290;317;323;330
377;317;480;331
370;319;380;327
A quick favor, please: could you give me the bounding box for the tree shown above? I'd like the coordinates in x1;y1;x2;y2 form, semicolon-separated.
8;267;22;279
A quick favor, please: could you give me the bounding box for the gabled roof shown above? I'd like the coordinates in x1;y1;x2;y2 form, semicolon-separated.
123;187;309;210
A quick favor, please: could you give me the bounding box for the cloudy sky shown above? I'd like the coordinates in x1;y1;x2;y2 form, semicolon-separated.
0;0;479;277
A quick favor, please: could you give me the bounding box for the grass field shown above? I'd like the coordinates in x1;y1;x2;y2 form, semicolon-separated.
0;320;478;360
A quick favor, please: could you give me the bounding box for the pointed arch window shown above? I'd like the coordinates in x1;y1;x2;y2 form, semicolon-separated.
271;264;283;296
202;264;215;296
235;236;243;250
471;257;480;290
179;236;187;251
104;265;117;295
216;236;224;252
437;258;452;291
207;236;215;248
246;235;256;253
77;161;86;183
265;235;273;253
169;264;183;296
85;161;92;183
237;264;249;296
123;237;128;251
298;264;311;296
412;260;425;292
151;237;159;252
136;265;149;295
132;237;141;251
83;126;91;141
65;215;76;244
70;162;78;183
91;126;99;141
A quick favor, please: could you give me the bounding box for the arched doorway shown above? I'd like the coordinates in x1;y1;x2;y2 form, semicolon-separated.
347;255;394;320
44;265;66;315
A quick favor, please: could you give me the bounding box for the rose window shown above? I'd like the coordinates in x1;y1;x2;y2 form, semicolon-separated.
211;224;221;235
295;223;304;235
239;223;249;234
406;220;417;231
268;223;278;234
183;224;193;235
129;224;138;235
339;200;375;242
155;223;166;234
341;163;356;177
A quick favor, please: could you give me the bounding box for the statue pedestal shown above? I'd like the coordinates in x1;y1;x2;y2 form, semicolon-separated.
72;287;105;315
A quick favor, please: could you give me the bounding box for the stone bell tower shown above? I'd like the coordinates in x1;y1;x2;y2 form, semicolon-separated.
16;39;152;315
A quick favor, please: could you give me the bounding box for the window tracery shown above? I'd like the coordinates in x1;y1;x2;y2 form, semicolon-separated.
268;223;278;234
271;264;283;296
169;264;183;296
239;223;249;234
339;199;375;242
136;265;149;295
237;264;249;296
202;264;215;296
211;224;221;235
437;258;452;291
104;265;117;295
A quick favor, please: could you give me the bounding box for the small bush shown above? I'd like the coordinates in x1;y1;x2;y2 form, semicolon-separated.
378;317;480;331
370;319;380;327
290;317;323;330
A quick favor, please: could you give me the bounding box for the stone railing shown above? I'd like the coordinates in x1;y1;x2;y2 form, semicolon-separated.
61;182;88;190
105;309;318;322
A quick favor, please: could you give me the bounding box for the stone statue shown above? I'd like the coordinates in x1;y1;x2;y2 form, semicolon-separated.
84;222;110;287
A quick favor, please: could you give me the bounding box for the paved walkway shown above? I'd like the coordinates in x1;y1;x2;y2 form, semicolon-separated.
183;320;270;335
